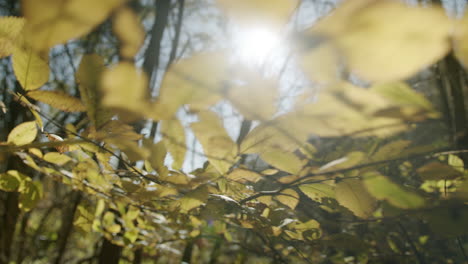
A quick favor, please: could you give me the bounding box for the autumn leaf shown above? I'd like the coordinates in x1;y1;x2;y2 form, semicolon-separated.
22;0;126;50
152;52;228;120
160;118;187;170
304;0;451;82
0;16;25;58
27;90;86;112
335;178;377;218
12;46;49;90
7;121;37;146
113;7;144;58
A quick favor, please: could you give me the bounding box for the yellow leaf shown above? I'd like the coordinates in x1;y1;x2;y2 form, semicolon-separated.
101;62;148;119
453;15;468;68
299;183;335;202
191;111;237;174
22;0;126;50
305;0;451;82
227;73;278;120
160;118;186;169
215;0;299;27
153;52;228;119
19;181;42;211
7;121;37;146
27;90;85;112
145;140;169;177
113;7;144;58
0;16;25;58
260;147;304;174
76;54;112;128
43;152;72;166
226;168;262;183
12;46;49;90
336;179;377;218
276;189;299;209
179;185;209;212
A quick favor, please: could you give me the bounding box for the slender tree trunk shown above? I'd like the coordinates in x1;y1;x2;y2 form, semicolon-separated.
98;238;122;264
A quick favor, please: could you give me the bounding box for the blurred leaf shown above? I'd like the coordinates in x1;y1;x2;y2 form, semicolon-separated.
27;90;86;112
371;140;411;161
336;178;377;218
453;15;468;67
153;52;228;119
306;0;451;82
227;73;278;120
7;121;37;146
12;46;49;90
0;16;25;58
101;62;148;118
191;111;237;174
22;0;126;50
215;0;298;26
145;140;169;177
160;118;186;169
113;7;144;58
319;152;365;171
179;185;209;212
76;54;112;128
417;162;462;180
0;172;20;192
363;171;425;209
423;202;468;237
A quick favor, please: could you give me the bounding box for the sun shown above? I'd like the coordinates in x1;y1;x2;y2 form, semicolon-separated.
230;25;286;68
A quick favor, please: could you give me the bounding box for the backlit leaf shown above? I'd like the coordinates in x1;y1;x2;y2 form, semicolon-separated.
76;54;112;128
417;162;462;180
226;168;262;183
160;118;186;169
12;46;49;90
453;15;468;68
336;178;377;218
22;0;126;50
27;90;86;112
19;181;42;211
215;0;299;26
0;16;25;58
363;171;425;209
306;0;451;82
153;52;228;119
7;121;37;146
101;62;148;118
260;147;304;174
191;111;237;174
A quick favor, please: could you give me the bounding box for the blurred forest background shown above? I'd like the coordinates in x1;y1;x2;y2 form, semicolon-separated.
1;0;468;263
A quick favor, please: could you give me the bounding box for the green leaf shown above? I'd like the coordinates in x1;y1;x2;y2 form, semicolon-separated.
27;90;86;112
363;171;425;209
12;46;49;90
335;178;377;218
0;172;20;192
43;152;73;166
7;121;37;146
19;181;42;211
0;16;25;58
